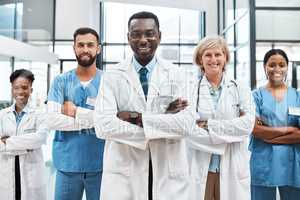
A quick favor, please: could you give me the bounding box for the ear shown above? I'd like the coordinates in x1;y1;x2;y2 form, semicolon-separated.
97;44;101;54
158;31;162;41
127;32;130;41
30;87;33;94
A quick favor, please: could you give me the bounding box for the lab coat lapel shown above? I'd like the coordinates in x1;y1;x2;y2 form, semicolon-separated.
146;59;172;111
119;57;147;106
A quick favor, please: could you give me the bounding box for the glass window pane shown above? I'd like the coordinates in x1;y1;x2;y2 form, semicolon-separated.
236;14;249;46
256;10;300;41
104;45;127;62
225;27;234;47
0;56;12;102
180;45;196;63
0;3;16;38
55;42;76;59
236;0;249;19
158;46;179;63
225;0;234;27
62;61;77;73
256;0;300;7
236;46;250;86
180;10;201;43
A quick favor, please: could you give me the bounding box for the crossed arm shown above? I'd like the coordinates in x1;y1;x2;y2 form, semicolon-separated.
252;117;300;144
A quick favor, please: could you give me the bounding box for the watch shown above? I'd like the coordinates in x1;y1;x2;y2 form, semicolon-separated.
129;112;139;119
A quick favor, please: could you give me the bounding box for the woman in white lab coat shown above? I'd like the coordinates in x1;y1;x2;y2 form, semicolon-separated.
0;69;47;200
188;36;255;200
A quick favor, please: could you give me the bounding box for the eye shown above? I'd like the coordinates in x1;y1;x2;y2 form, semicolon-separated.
268;63;276;68
144;31;155;38
77;43;84;48
129;31;141;39
87;42;96;48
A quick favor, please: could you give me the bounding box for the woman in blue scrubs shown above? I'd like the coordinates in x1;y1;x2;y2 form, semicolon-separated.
251;49;300;200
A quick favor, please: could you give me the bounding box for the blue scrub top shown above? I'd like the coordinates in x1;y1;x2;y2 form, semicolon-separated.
48;69;105;172
250;86;300;187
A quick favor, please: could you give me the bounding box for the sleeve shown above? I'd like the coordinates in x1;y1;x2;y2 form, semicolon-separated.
142;69;227;154
93;72;147;150
252;88;262;118
207;83;256;144
47;76;94;131
3;112;48;152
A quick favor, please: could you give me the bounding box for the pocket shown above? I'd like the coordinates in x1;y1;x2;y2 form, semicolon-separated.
103;142;131;176
166;139;189;178
53;132;64;142
233;144;250;180
151;96;174;113
24;154;45;188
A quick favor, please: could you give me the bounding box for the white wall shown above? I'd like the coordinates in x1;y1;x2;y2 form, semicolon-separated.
55;0;100;40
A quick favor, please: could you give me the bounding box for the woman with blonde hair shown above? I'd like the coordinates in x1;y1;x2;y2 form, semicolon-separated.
189;35;255;200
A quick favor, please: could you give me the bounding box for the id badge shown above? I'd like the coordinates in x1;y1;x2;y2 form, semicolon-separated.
86;97;96;107
288;107;300;116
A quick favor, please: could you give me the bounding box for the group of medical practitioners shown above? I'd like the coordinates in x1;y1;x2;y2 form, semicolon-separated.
0;10;300;200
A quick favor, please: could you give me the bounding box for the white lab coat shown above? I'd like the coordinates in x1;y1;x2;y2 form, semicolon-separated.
0;104;48;200
142;69;255;200
189;72;255;200
94;57;202;200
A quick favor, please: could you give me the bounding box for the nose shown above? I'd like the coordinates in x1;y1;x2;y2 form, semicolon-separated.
82;45;89;52
139;34;148;44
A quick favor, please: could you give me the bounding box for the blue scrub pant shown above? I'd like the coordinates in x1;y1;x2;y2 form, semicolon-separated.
251;185;300;200
55;170;102;200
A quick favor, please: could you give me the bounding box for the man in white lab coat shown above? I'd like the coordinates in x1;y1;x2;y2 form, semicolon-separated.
94;11;197;200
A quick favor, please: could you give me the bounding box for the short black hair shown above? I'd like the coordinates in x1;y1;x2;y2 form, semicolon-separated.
73;27;99;43
263;49;289;66
10;69;35;84
128;11;160;30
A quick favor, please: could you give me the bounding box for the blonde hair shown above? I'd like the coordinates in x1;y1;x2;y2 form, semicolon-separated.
193;35;230;73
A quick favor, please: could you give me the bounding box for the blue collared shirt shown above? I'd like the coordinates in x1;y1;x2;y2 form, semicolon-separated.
132;56;157;80
12;106;26;126
206;78;224;173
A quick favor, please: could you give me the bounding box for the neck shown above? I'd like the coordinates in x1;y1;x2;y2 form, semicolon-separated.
76;64;97;81
267;81;286;90
15;104;24;113
206;73;223;88
135;55;153;67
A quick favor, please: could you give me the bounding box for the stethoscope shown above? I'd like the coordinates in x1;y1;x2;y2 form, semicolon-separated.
195;74;240;113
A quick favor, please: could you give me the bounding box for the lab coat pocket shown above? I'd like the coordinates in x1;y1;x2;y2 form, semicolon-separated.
234;144;250;180
166;139;189;178
189;149;208;183
103;142;131;176
151;95;174;113
24;151;45;189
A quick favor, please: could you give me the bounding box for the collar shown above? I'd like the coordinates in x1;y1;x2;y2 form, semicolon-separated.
201;72;234;88
112;55;173;72
8;102;32;114
132;56;157;74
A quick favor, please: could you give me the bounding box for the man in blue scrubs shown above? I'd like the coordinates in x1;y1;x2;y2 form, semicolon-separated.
47;27;104;200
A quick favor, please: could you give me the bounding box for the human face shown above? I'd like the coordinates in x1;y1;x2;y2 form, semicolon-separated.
74;33;100;68
201;48;226;78
264;54;288;86
128;18;161;66
11;77;32;112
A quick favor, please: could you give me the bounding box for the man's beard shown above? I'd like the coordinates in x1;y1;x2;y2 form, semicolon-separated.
76;53;97;67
